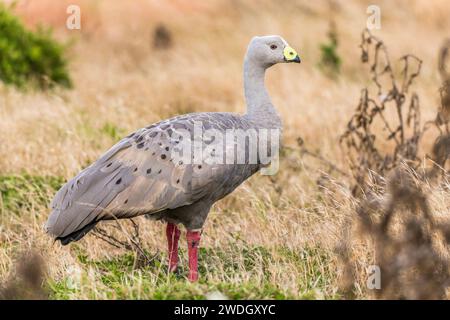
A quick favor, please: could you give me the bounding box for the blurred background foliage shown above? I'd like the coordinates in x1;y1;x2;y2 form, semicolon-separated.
319;22;341;77
0;4;71;89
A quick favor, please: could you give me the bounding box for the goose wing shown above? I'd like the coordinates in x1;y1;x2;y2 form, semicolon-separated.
45;113;248;239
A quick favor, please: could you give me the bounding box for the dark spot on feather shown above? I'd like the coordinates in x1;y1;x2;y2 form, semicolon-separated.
137;142;145;149
147;168;152;174
135;136;144;143
198;165;202;169
176;179;180;184
149;131;158;138
126;133;135;138
134;167;138;172
165;146;169;151
124;199;128;204
161;124;170;130
178;161;183;165
161;154;167;160
158;142;162;146
167;129;173;136
158;169;162;174
116;178;122;185
152;152;156;155
107;163;112;167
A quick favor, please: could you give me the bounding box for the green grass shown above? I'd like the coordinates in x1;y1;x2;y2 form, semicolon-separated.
76;116;126;149
47;245;338;300
0;174;64;215
1;174;339;300
100;122;127;143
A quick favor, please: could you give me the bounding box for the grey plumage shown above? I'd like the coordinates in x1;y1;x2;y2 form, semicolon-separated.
45;35;300;244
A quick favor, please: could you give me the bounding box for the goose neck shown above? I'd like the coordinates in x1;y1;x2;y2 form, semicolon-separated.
243;58;281;129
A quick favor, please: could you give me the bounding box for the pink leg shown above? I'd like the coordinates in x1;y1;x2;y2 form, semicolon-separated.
186;230;201;282
166;223;181;272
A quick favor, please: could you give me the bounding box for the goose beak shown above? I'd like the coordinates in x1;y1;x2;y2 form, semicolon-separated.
283;46;301;63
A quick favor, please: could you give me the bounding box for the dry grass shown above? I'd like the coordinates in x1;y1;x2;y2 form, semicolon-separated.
338;166;450;299
1;0;450;299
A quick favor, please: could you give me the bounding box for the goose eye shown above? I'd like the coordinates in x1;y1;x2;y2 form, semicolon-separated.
270;44;277;50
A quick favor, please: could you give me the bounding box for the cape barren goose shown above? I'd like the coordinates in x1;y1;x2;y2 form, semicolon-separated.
45;35;300;281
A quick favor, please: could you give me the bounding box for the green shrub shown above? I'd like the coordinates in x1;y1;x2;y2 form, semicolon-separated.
0;4;71;89
319;24;341;77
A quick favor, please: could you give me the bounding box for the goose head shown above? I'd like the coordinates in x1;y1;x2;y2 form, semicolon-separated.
245;35;301;68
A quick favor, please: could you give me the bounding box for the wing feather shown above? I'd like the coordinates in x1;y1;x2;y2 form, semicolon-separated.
46;113;257;238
